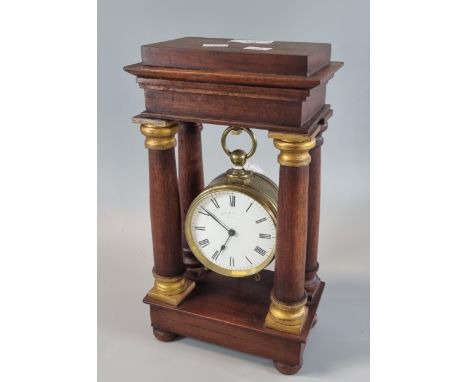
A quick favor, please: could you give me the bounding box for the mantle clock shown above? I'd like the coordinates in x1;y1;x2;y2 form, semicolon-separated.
124;37;342;375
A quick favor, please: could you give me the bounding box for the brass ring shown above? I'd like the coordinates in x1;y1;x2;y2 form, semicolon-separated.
221;126;257;159
270;292;308;310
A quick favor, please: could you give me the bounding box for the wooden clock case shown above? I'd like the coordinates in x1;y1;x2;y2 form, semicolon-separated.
124;37;342;375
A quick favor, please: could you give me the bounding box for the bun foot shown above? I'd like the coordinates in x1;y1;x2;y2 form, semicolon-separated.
273;360;302;375
152;327;178;342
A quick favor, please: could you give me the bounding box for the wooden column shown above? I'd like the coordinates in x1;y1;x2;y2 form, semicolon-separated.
265;132;315;338
304;136;322;297
139;121;195;307
177;122;205;279
304;121;327;299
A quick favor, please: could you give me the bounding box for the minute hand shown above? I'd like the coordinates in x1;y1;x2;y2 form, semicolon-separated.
200;206;231;232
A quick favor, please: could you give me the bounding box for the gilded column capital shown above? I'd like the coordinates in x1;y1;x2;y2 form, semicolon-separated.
268;131;317;167
139;121;178;150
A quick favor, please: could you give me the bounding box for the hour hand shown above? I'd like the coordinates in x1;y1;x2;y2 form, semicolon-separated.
220;231;235;252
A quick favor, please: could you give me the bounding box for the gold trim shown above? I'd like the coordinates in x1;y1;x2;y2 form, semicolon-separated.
185;183;277;278
147;274;195;306
139;122;178;150
264;294;308;335
268;132;316;167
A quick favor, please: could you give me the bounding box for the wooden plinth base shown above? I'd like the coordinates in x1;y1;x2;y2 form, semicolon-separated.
143;270;325;375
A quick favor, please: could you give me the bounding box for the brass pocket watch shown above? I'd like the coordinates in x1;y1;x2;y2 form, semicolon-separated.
185;127;278;277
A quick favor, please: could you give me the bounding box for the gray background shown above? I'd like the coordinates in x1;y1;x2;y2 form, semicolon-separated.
98;0;369;380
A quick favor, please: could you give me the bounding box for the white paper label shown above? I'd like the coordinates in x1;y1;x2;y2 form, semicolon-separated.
243;46;272;51
229;39;273;44
202;43;229;47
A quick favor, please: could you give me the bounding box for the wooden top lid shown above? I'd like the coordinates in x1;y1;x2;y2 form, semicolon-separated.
141;37;331;76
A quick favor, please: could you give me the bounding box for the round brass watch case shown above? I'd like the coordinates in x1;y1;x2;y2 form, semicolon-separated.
185;170;278;278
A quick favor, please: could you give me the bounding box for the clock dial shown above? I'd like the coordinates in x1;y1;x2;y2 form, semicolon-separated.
187;189;276;276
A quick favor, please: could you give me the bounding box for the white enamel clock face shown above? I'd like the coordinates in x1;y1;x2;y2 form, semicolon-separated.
186;189;276;277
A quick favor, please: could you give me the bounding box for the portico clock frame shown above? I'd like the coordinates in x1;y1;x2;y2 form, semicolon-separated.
124;37;342;375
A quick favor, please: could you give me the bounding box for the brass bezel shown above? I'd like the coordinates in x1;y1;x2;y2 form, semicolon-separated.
185;182;277;278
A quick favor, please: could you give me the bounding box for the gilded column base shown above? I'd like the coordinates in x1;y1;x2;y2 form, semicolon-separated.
147;274;195;306
265;293;308;335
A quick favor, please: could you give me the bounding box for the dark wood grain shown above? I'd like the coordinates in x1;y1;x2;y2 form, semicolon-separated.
144;270;324;374
124;61;343;90
137;77;310;101
305;120;328;296
177;122;205;277
142;85;325;129
134;103;333;135
141;37;331;76
148;149;185;277
305;142;322;295
125;39;341;131
273;166;309;303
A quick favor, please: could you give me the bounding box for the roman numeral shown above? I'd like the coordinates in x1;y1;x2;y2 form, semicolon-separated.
245;256;253;264
229;195;236;207
212;250;220;261
245;203;253;212
254;246;267;256
198;239;210;248
210;198;220;208
255;217;267;224
230;257;235;267
198;209;209;216
259;233;271;239
194;226;205;231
